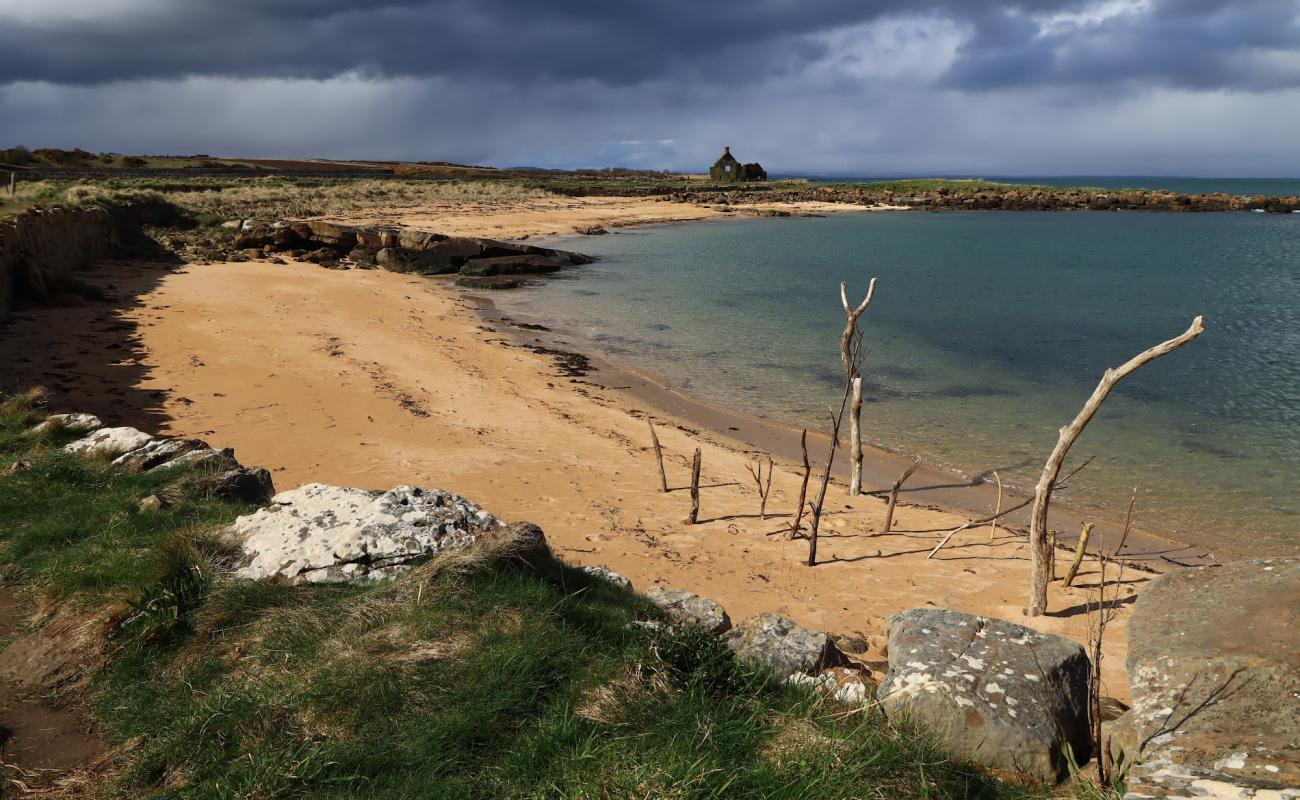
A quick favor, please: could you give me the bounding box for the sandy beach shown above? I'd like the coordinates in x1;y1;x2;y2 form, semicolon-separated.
0;197;1165;700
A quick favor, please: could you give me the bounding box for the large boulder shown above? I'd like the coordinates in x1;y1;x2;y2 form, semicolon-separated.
230;483;505;583
63;426;154;457
643;587;731;634
1123;557;1299;799
721;613;844;679
204;466;276;505
876;608;1091;783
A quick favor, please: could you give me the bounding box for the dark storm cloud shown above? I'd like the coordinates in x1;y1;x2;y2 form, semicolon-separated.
4;0;1295;92
946;0;1300;91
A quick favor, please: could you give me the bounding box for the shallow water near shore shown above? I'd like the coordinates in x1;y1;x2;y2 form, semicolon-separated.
497;210;1300;556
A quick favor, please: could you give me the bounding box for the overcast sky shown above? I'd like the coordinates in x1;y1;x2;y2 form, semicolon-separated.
2;0;1298;175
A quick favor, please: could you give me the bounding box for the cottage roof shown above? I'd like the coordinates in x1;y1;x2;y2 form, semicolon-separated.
713;146;740;166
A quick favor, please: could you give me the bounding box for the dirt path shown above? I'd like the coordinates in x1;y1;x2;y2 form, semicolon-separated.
0;585;103;782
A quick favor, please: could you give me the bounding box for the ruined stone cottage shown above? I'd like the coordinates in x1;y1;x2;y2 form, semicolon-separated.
709;147;767;183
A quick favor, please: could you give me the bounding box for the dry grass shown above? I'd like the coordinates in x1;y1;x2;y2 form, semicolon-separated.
6;177;557;222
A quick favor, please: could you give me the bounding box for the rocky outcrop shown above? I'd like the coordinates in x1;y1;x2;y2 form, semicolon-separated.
721;613;844;679
1122;558;1299;799
876;608;1091;783
643;587;731;634
229;483;506;584
664;186;1300;213
233;220;592;277
46;414;275;504
0;201;185;320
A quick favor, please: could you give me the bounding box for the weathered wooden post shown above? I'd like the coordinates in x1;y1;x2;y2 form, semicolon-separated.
647;419;668;493
687;448;702;524
1062;522;1093;587
839;279;877;495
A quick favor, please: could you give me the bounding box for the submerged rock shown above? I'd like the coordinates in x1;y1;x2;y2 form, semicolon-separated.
643;587;731;634
722;613;844;679
230;483;505;584
1123;557;1300;798
454;276;527;290
876;608;1091;783
63;426;154;457
459;254;572;276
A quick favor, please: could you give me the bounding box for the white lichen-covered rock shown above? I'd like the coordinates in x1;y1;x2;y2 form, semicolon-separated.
581;565;633;592
230;483;505;584
34;413;103;434
876;608;1091;783
63;426;154;457
722;613;844;679
1123;558;1300;799
644;587;731;634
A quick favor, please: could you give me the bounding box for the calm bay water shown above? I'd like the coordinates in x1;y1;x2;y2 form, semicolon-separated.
497;211;1300;556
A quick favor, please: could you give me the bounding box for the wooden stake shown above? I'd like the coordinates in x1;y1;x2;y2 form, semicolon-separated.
789;429;810;539
808;403;848;567
990;470;1003;540
840;279;877;496
687;447;702;524
1116;487;1138;555
882;460;921;534
1048;530;1057;581
1062;522;1093;587
647;419;668;493
1028;316;1204;616
747;456;774;519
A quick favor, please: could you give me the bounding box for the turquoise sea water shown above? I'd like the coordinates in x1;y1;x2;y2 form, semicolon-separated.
795;175;1300;197
496;211;1300;556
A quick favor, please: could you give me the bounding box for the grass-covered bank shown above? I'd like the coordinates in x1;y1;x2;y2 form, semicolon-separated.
0;393;1048;799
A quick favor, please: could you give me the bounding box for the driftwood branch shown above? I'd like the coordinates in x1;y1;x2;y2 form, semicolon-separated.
882;460;921;534
848;377;864;495
687;447;702;524
647;419;668;493
1028;316;1204;616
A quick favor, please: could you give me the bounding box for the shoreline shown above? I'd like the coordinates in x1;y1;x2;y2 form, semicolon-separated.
472;290;1218;570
